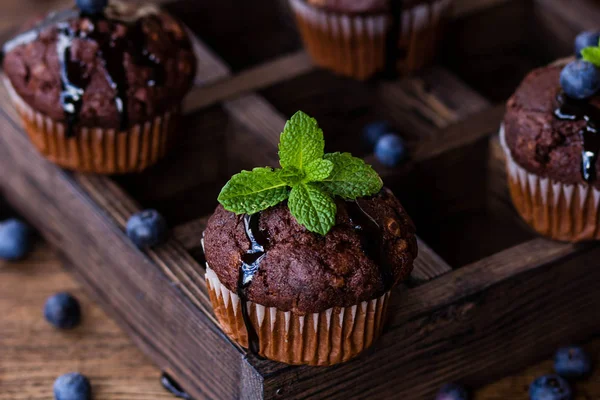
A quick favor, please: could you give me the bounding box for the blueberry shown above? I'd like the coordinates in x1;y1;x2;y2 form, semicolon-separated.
529;375;572;400
0;218;32;261
560;60;600;99
363;121;392;148
75;0;108;15
375;133;407;167
44;292;81;329
435;383;469;400
126;209;168;248
54;373;91;400
575;31;600;58
554;346;592;379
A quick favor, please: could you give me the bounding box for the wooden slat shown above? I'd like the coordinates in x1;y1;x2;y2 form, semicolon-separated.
184;51;314;113
365;104;504;181
377;67;490;135
172;216;211;251
411;238;453;283
535;0;600;32
187;31;231;86
258;239;597;399
74;175;223;338
413;103;505;161
0;95;253;400
394;238;578;321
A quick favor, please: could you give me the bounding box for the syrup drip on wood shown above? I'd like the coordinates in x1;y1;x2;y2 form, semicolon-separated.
346;200;395;291
554;93;600;182
237;213;269;355
385;0;404;78
56;13;166;136
160;373;192;399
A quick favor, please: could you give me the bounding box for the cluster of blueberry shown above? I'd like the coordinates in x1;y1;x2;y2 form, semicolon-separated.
528;346;592;400
43;292;91;400
0;206;167;399
362;121;407;167
432;345;592;400
560;31;600;99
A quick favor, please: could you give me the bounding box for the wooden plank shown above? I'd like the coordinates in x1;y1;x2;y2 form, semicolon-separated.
394;238;578;321
410;238;453;283
412;103;504;162
74;175;221;335
477;338;600;399
223;93;285;167
184;51;315;113
0;84;258;400
377;67;490;134
535;0;600;32
258;239;597;399
187;31;231;86
0;244;177;400
365;104;505;181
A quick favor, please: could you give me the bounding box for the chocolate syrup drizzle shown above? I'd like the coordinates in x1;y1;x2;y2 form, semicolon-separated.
237;213;269;355
56;13;166;136
160;373;192;400
385;0;404;78
554;92;600;182
236;202;394;355
346;200;395;291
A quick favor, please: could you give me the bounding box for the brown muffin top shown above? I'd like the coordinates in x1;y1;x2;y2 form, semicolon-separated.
504;64;600;188
304;0;429;13
3;1;196;130
203;188;417;314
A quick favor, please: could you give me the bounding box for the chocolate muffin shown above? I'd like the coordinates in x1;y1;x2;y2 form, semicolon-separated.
204;190;416;366
288;0;453;80
203;110;417;366
502;59;600;241
2;0;196;174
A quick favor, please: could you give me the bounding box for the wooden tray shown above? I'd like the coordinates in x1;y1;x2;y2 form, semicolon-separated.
2;0;600;399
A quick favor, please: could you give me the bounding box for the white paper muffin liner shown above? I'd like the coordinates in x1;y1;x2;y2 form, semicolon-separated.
500;124;600;241
289;0;452;79
205;265;391;366
3;77;180;174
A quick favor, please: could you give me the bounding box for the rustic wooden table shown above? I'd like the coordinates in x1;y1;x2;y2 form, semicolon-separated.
2;0;600;398
1;241;598;400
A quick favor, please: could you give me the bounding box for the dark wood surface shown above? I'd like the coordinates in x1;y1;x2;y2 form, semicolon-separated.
3;242;600;400
2;0;600;399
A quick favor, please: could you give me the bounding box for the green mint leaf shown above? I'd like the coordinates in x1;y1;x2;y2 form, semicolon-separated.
278;111;324;170
304;159;334;182
316;152;383;200
582;46;600;67
218;167;289;215
280;166;305;186
288;183;336;235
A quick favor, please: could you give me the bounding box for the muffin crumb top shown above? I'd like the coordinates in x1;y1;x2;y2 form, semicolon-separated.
204;188;417;314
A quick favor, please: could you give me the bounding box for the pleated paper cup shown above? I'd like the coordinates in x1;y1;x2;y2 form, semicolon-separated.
205;266;391;366
288;0;452;80
4;77;180;174
500;125;600;242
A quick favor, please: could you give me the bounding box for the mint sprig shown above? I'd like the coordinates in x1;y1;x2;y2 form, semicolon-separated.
217;111;383;235
582;38;600;66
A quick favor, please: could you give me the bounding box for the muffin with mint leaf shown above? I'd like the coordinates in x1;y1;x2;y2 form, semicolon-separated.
203;111;417;366
502;32;600;241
